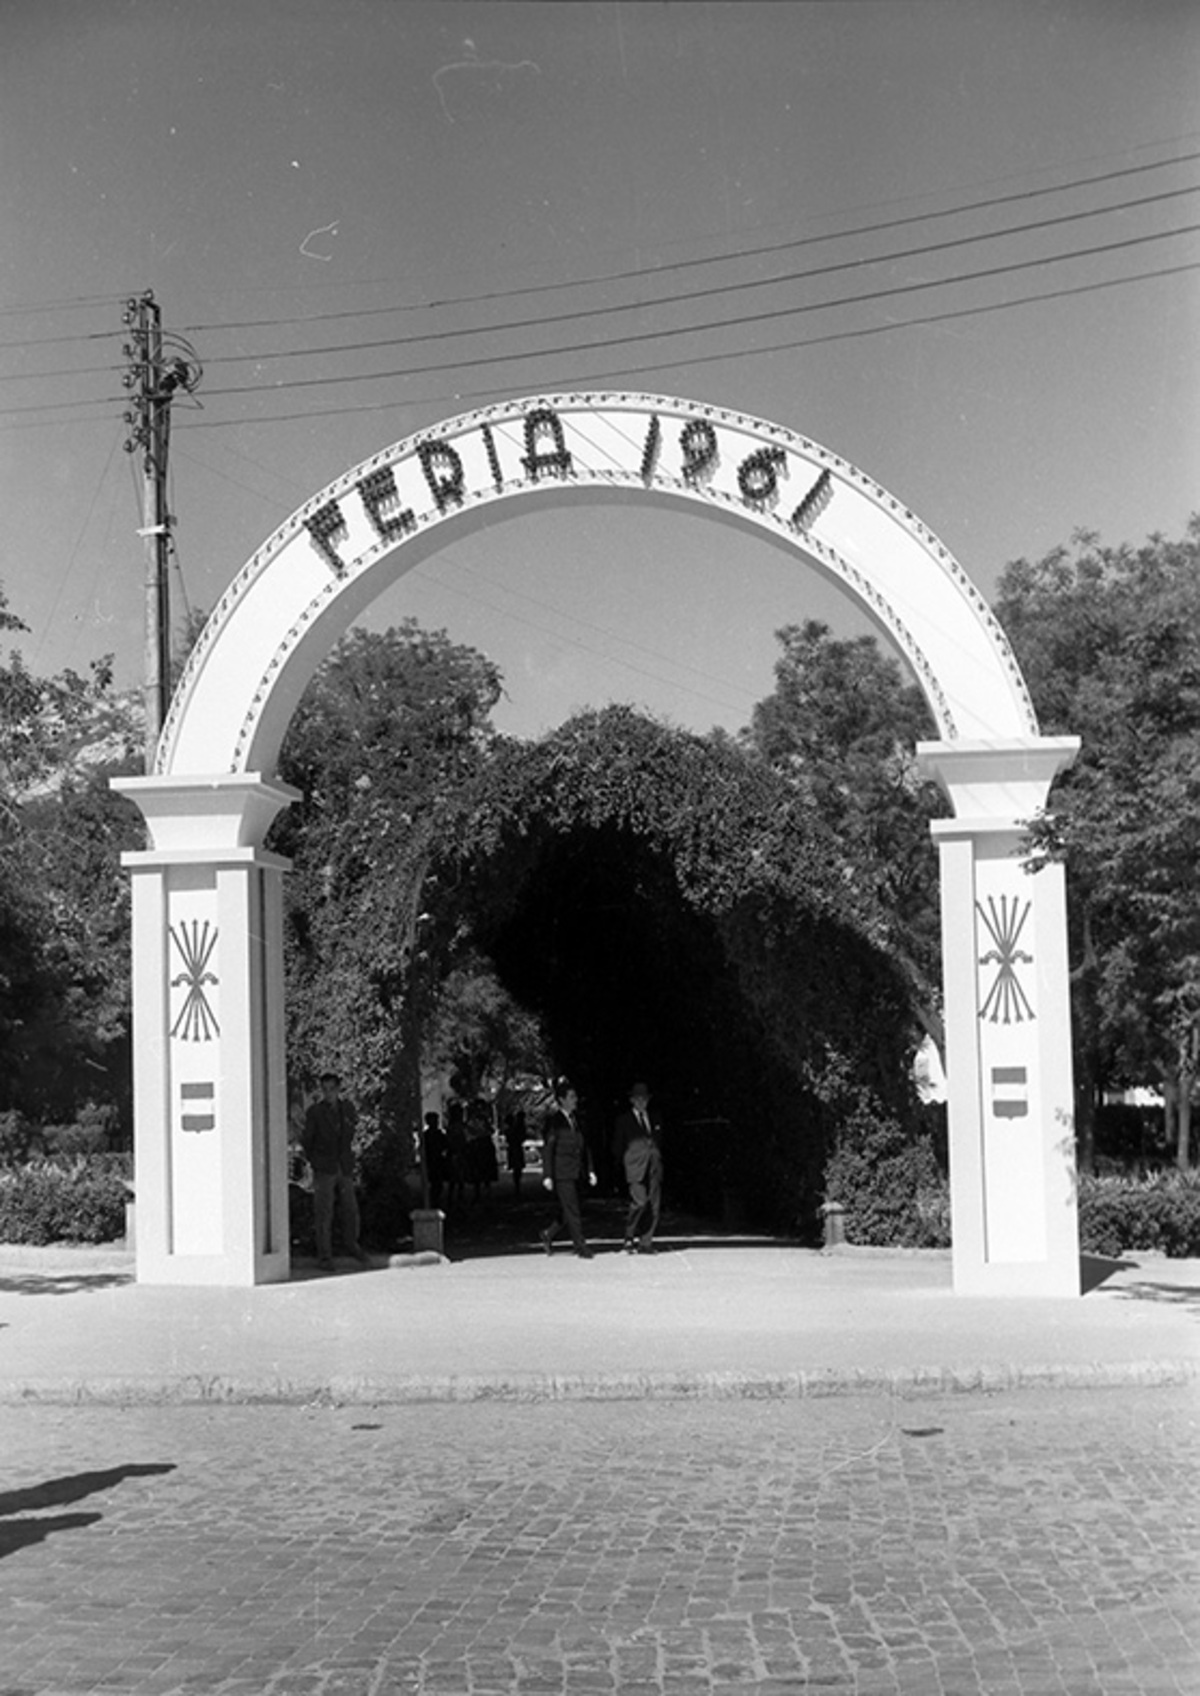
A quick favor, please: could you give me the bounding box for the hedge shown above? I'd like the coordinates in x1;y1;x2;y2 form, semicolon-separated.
1077;1169;1200;1259
823;1114;951;1249
824;1121;1200;1258
0;1158;129;1246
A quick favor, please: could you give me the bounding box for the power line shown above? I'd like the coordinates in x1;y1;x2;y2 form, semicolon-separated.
178;146;1200;335
8;167;1197;381
1;241;1194;434
193;222;1200;403
182;184;1200;374
3;137;1198;367
174;256;1200;435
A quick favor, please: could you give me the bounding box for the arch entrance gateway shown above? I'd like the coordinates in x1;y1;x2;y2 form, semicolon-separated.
114;393;1080;1294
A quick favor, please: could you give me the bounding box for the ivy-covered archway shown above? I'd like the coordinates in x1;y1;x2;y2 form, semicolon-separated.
428;707;919;1229
114;392;1081;1293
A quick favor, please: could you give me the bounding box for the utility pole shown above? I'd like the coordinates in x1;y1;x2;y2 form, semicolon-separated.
121;292;199;772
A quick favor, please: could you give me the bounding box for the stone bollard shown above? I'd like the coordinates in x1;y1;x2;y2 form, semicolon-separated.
821;1200;846;1249
411;1208;445;1256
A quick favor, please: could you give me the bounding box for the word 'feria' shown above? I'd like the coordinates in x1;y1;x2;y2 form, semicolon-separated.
301;398;835;577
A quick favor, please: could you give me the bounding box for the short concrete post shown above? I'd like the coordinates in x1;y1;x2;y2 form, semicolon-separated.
821;1201;846;1249
411;1209;445;1256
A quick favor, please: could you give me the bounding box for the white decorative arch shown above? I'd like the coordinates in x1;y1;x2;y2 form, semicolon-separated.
156;393;1037;779
115;394;1080;1295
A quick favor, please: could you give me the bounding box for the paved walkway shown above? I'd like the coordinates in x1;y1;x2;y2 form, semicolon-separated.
0;1225;1196;1403
2;1388;1197;1694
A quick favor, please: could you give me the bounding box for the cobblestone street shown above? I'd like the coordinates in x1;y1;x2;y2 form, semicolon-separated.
0;1386;1195;1695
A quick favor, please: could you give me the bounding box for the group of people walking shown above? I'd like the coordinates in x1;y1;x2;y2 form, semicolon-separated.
297;1072;665;1266
421;1100;500;1208
539;1079;664;1260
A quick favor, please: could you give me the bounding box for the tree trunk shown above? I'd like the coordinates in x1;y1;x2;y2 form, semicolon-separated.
1176;1023;1198;1171
1073;1051;1097;1175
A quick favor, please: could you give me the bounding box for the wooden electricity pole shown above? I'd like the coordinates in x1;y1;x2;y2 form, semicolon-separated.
122;292;197;772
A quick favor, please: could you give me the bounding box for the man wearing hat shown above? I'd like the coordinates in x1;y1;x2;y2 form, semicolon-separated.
612;1082;665;1254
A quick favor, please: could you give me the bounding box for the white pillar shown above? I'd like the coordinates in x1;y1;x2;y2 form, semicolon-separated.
113;775;298;1286
916;740;1082;1297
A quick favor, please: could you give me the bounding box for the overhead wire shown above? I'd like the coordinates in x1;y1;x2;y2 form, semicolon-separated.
192;221;1200;403
1;141;1196;363
0;165;1195;429
5;169;1198;388
3;245;1193;437
151;253;1197;434
177;183;1199;374
177;145;1200;333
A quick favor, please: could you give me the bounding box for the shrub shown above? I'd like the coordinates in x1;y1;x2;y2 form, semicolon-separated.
0;1109;44;1166
1078;1169;1200;1258
0;1158;128;1245
823;1108;950;1248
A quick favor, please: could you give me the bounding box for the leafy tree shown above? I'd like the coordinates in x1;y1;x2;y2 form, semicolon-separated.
0;584;142;1122
995;521;1200;1166
424;949;551;1106
272;620;505;1199
738;620;945;1031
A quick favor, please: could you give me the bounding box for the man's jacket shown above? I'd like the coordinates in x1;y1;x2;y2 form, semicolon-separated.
542;1110;592;1183
302;1098;358;1176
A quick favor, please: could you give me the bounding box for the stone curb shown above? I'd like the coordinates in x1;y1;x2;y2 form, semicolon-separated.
1;1357;1195;1407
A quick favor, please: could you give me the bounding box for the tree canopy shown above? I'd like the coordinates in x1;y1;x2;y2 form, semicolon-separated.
737;618;946;1030
995;519;1200;1163
0;584;142;1122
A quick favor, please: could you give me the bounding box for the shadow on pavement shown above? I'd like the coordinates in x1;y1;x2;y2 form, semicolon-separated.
0;1463;176;1561
416;1195;798;1262
0;1269;134;1296
1080;1253;1139;1294
1113;1280;1200;1311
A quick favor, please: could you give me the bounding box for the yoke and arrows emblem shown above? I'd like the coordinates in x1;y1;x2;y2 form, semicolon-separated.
169;920;219;1041
976;895;1034;1024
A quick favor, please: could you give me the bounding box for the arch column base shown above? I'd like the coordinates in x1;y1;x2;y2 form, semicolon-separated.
919;740;1081;1298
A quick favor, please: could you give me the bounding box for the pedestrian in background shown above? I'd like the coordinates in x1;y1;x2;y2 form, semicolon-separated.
504;1108;527;1196
422;1111;446;1209
302;1072;370;1271
444;1101;468;1210
612;1081;665;1253
539;1081;596;1258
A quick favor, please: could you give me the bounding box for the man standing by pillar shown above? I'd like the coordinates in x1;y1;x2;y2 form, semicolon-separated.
613;1082;665;1254
302;1072;370;1271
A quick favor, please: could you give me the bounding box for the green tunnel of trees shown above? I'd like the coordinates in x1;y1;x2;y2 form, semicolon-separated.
279;688;932;1240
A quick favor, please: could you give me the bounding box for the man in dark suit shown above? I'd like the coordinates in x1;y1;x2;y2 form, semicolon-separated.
302;1071;370;1271
612;1081;664;1253
539;1080;596;1258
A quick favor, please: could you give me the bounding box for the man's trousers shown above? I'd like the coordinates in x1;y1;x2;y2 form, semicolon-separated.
312;1171;362;1261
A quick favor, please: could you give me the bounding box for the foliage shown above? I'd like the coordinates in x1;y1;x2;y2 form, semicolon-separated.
822;1105;949;1248
433;705;925;1227
0;584;143;1123
995;521;1200;1163
0;1156;129;1245
738;620;946;1028
1077;1169;1200;1259
424;950;551;1104
272;620;504;1154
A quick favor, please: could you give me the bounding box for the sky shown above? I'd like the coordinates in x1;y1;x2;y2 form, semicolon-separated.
1;0;1197;745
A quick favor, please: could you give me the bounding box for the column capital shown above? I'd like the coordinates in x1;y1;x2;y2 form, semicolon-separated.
112;771;301;852
916;736;1079;826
